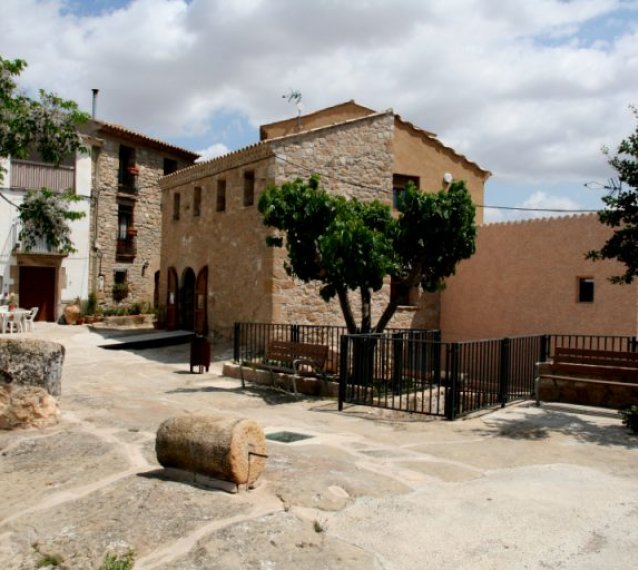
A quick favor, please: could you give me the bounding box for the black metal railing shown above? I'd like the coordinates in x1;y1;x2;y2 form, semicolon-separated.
233;323;636;420
233;322;440;377
338;333;546;419
116;237;137;260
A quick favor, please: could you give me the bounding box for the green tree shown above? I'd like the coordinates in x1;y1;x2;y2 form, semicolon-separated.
19;188;84;254
258;175;476;334
1;56;88;252
0;57;88;184
587;107;638;284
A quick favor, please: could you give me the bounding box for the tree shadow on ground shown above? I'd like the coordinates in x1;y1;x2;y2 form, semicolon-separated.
165;383;313;406
475;403;638;449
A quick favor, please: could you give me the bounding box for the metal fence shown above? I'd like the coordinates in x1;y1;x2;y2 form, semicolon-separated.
233;323;636;420
233;322;440;377
338;334;547;419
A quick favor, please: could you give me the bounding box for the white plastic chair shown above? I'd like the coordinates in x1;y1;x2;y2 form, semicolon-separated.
0;312;20;334
23;307;39;332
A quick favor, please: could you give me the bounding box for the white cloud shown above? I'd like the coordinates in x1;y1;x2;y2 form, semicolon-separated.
1;0;637;197
196;142;229;161
483;190;584;223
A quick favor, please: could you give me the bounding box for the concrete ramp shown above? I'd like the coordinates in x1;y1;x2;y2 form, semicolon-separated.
99;330;194;350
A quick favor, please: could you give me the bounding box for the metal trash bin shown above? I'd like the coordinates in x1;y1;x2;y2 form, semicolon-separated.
190;334;211;373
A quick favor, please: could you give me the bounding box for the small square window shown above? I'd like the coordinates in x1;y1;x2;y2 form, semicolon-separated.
164;158;178;175
193;187;201;217
578;277;594;303
217;179;226;212
173;192;180;221
392;174;419;209
390;277;415;306
243;170;255;207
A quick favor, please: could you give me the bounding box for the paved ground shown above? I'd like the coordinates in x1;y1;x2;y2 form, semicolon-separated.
1;324;637;569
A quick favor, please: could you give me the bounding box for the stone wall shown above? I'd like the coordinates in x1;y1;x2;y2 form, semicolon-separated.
269;111;439;331
159;145;277;337
89;136;192;305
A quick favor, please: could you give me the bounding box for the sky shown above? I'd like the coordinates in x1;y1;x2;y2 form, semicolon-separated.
2;0;637;222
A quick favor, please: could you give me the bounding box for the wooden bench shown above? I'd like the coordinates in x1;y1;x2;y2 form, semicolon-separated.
537;348;638;408
243;340;329;395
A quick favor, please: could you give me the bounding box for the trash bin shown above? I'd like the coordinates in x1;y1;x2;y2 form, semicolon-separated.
190;334;211;373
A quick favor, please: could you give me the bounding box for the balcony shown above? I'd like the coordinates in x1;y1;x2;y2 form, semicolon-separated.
116;237;137;262
10;159;75;192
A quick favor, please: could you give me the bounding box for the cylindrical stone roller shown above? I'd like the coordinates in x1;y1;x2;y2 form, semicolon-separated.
156;415;267;485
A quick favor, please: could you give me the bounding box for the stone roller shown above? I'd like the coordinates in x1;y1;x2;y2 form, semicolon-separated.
156;415;268;486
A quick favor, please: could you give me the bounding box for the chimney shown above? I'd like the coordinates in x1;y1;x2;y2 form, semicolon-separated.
91;89;99;119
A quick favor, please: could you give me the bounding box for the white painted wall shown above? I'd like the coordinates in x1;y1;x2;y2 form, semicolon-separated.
60;149;92;302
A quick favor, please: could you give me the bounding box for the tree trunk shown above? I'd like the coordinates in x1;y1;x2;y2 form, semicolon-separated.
360;288;371;334
156;415;267;486
336;286;358;333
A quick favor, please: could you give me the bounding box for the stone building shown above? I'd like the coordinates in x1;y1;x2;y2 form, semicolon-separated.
82;120;198;308
159;101;490;338
0;120;197;321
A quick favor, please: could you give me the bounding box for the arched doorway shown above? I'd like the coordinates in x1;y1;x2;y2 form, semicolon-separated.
180;267;196;331
153;270;160;308
166;267;179;330
194;266;208;335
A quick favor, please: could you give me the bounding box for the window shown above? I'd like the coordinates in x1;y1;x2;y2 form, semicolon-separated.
112;271;128;302
117;203;134;240
116;201;136;261
193;187;201;217
118;145;136;191
173;192;180;221
216;179;226;212
578;277;594;303
392;174;420;209
243;170;255;207
163;158;178;175
390;277;415;306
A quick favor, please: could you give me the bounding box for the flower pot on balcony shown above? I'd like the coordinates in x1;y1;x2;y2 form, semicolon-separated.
127;228;138;237
127;166;140;176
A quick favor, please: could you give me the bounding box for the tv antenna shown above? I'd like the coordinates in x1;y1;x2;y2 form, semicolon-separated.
282;89;303;129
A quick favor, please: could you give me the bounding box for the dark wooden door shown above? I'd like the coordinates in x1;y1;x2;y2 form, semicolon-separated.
19;266;55;321
166;267;178;330
194;266;208;335
181;268;196;331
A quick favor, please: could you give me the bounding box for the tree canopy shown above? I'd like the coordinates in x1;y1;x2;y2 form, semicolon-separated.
587;106;638;284
258;175;477;333
0;56;88;184
1;56;88;253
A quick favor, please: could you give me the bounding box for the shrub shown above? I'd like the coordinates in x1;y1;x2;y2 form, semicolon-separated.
619;405;638;434
112;282;129;302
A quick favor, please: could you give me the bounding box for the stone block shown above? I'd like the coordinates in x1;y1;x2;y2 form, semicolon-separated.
0;338;65;396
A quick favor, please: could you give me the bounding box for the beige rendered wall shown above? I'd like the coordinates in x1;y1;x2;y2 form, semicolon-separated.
440;214;638;341
393;120;489;225
160;147;276;338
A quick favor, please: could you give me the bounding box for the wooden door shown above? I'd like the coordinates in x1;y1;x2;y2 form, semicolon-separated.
194;266;208;335
19;266;56;321
166;267;178;330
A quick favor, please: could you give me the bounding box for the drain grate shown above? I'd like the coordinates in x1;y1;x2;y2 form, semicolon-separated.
266;431;314;443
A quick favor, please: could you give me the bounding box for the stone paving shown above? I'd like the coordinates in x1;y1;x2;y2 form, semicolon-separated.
1;323;637;569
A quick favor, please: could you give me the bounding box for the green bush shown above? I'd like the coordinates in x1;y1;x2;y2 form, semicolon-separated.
101;549;135;570
86;291;98;316
619;405;638;434
112;282;129;302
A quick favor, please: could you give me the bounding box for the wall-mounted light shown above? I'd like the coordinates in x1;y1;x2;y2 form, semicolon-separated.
142;261;149;276
443;172;453;185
